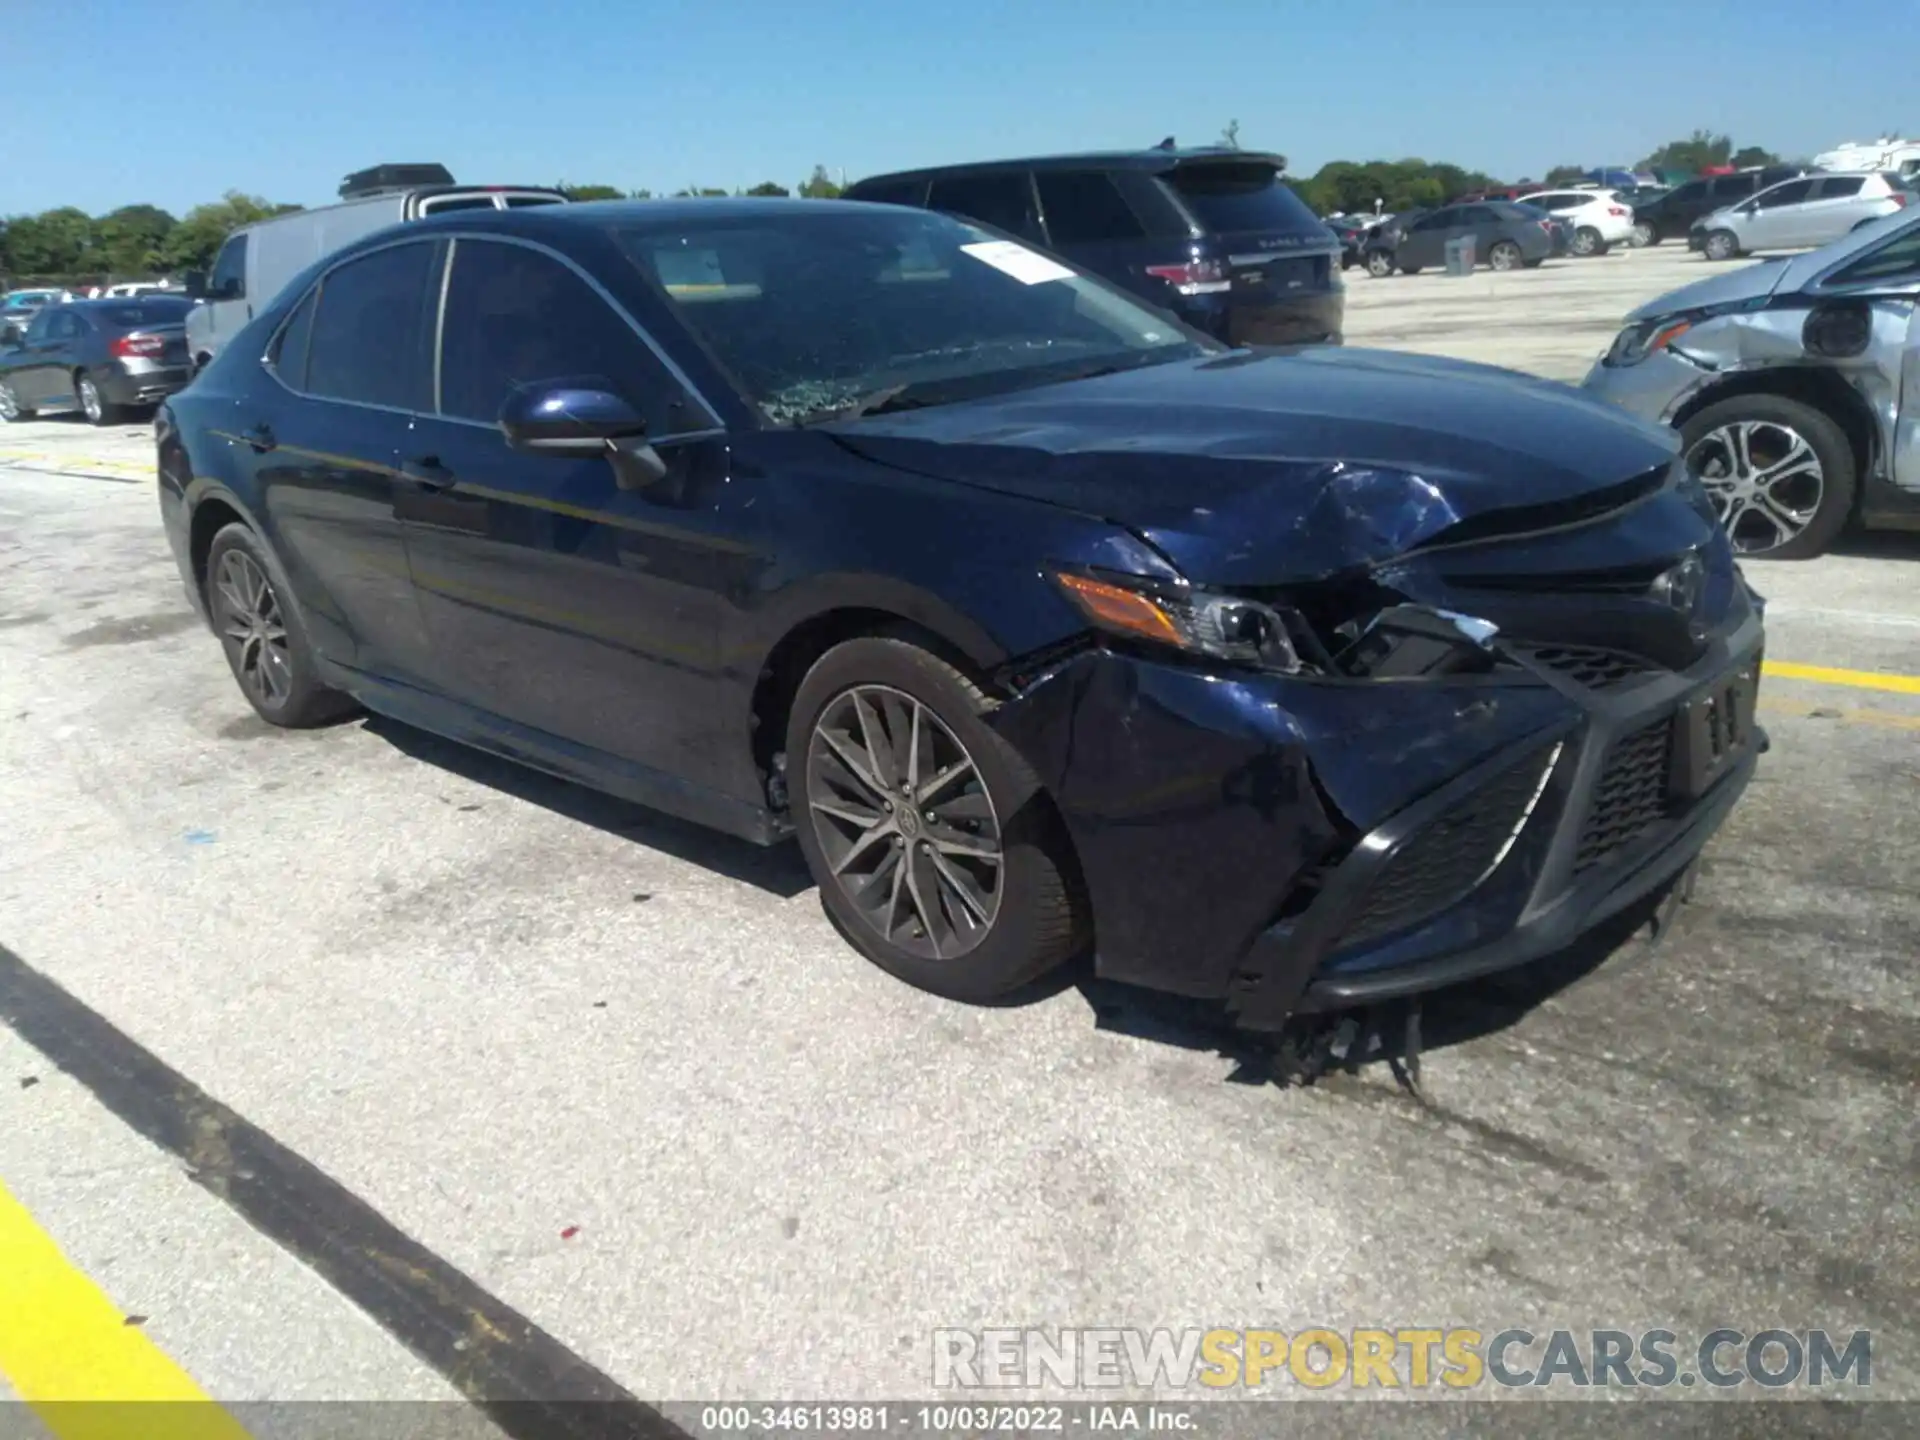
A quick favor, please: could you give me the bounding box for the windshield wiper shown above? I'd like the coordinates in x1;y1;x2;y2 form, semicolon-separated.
793;383;935;426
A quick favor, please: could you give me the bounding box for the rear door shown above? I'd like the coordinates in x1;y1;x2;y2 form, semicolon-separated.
1156;156;1338;305
241;240;441;680
1797;175;1868;246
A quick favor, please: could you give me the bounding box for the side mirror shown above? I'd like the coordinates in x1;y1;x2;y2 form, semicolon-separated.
182;270;208;300
498;382;668;491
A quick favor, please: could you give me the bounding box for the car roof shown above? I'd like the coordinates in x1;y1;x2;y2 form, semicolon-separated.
849;148;1288;186
408;196;893;231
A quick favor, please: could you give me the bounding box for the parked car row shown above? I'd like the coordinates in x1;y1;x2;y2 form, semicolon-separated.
0;295;193;424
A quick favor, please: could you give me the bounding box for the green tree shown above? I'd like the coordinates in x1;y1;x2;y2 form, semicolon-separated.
159;192;301;272
557;182;626;201
1730;145;1782;168
1544;164;1587;186
1294;158;1497;215
671;186;730;198
743;181;790;197
629;188;655;199
1;207;95;275
93;204;177;275
797;165;842;199
1638;130;1733;176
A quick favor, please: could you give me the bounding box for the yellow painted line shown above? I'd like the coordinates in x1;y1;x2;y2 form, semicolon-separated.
1759;699;1920;733
1762;660;1920;697
0;1182;252;1439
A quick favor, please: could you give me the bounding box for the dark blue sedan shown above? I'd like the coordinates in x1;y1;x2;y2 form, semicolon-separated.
157;198;1765;1029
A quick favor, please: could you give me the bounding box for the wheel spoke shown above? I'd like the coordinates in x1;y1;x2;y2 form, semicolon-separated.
928;849;993;925
850;692;897;791
818;726;887;803
929;788;994;826
1755;434;1814;483
905;701;924;790
1728;423;1755;477
916;756;975;806
813;795;883;829
832;819;896;877
902;846;944;958
928;825;1001;862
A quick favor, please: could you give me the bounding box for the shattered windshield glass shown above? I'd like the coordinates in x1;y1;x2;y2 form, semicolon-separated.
613;209;1211;425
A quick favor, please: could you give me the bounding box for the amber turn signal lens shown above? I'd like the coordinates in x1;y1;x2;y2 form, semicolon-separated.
1054;572;1184;644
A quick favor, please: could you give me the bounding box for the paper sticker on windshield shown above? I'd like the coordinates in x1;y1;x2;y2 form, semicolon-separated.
961;240;1074;285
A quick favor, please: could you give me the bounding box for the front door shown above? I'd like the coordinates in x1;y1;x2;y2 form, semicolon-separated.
398;235;744;787
239;239;441;682
8;308;68;406
1746;179;1814;250
1399;207;1456;268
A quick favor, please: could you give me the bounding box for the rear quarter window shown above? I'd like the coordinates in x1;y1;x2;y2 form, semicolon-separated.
1161;163;1325;237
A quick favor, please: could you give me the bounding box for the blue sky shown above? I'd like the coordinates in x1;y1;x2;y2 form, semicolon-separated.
4;0;1907;216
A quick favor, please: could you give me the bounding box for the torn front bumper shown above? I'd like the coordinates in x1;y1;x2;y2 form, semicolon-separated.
988;602;1764;1030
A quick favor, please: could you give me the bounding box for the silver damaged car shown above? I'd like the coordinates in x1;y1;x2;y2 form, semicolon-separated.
1584;208;1920;557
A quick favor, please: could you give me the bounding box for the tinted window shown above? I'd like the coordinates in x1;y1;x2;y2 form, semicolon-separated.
1036;171;1145;245
927;173;1040;240
438;239;673;425
613;207;1206;426
269;287;317;389
1462;206;1502;226
21;310;54;343
420;195;498;214
1162;162;1323;235
48;311;84;341
1667;181;1707;205
95;300;191;327
504;195;565;208
210;233;247;299
1755;180;1813;209
304;242;438;410
1411;209;1454;231
1828;223;1920;285
1710;175;1758;200
850;180;929;209
1815;176;1866;199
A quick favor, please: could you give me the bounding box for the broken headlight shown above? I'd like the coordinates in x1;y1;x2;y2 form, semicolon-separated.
1052;570;1312;675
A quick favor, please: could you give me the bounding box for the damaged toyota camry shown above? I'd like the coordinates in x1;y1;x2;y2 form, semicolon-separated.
158;198;1765;1029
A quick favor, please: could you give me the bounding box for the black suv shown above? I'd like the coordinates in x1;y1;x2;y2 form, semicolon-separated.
845;148;1344;346
1630;167;1803;246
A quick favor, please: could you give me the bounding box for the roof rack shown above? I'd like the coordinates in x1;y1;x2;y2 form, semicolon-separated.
339;163;456;199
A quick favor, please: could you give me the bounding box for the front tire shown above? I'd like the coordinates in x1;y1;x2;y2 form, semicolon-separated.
1489;241;1523;271
75;372;118;426
1703;229;1741;262
1680;394;1856;560
204;523;356;727
787;636;1086;1002
0;379;33;422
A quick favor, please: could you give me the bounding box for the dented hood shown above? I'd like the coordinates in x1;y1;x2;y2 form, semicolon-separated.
1622;257;1796;323
828;348;1679;585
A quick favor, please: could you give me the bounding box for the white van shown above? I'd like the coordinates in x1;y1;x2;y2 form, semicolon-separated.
184;163;567;372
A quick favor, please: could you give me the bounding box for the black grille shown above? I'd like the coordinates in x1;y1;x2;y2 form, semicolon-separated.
1331;748;1556;950
1575;719;1674;872
1521;644;1655;690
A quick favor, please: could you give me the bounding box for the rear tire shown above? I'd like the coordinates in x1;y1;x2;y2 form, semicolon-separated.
204;523;357;727
1489;241;1523;271
0;379;33;422
75;372;118;426
786;636;1086;1002
1631;221;1658;247
1365;249;1395;278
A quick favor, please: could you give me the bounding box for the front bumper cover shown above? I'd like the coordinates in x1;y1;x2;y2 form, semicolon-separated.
989;603;1764;1030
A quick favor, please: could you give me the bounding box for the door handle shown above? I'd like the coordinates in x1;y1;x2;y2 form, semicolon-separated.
243;422;276;453
402;455;457;490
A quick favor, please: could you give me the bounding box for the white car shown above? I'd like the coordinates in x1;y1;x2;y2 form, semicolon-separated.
1515;189;1635;256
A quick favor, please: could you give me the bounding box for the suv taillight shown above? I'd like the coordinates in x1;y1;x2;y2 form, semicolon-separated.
1143;259;1230;296
1608;205;1628;216
1891;193;1909;209
110;333;164;358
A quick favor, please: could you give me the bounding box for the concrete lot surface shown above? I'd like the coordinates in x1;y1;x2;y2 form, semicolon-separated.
1;245;1915;1432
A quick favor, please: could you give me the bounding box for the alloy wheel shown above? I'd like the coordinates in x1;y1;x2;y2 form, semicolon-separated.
1705;232;1738;262
213;549;294;707
78;376;102;423
1571;228;1598;257
1686;420;1825;554
1630;222;1655;247
805;684;1004;961
1366;251;1394;278
1490;243;1521;271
